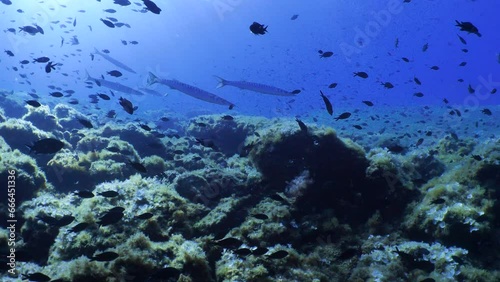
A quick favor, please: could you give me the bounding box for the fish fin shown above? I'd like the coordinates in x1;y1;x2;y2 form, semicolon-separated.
147;72;158;85
84;70;92;81
214;75;227;89
25;144;33;154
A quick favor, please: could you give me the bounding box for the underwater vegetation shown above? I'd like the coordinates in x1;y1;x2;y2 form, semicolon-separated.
0;101;499;281
0;0;499;281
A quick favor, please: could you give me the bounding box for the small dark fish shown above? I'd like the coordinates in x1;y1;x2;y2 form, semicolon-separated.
430;66;439;70
394;37;399;48
481;108;492;116
422;43;429;52
252;247;269;256
335;112;351;121
97;93;110;100
472;155;483;161
136;212;154;220
54;215;75;227
401;57;410;62
251;213;269;220
459;61;467;67
74;190;94;198
267;250;289;259
290;14;299;20
462;48;468;53
4;50;14;56
249;22;267;35
353;125;362;130
19;59;29;64
414;76;421;85
98;191;119;197
381;82;394;89
139;123;152;131
353;71;368;78
78;118;93;128
119;97;136;114
106;110;116;118
222;115;234;121
328;82;338;88
90;251;119;262
457;34;467;45
215;237;243;249
416;138;424;147
49;91;64;97
320;90;333;115
413;92;424;97
45;61;59;73
106;146;120;152
143;0;162;14
98;209;124;226
455;20;481;37
107;70;122;77
129;40;139;45
318;50;333;58
33;56;50;63
68;222;90;233
25;100;41;107
420;278;436;282
387;145;405;153
454;109;462;117
491;88;497;94
129;160;147;173
457;78;464;83
26;138;64;154
362;100;374;106
234;248;252;256
22;273;51;282
468;84;475;94
295;118;308;132
431;198;446;205
100;18;115;28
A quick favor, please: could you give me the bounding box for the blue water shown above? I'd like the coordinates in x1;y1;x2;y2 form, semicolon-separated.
1;1;500;281
1;0;498;119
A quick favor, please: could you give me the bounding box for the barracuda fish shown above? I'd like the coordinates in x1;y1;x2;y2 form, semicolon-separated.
147;72;234;109
93;48;136;73
139;87;168;97
86;71;144;96
214;76;301;96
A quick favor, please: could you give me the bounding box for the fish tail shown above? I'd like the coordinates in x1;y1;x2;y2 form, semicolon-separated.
147;72;158;85
214;75;227;89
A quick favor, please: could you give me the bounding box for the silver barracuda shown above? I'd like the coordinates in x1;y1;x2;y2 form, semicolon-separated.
214;76;301;96
148;72;234;109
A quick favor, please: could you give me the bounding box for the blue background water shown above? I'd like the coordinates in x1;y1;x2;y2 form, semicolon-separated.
0;0;498;120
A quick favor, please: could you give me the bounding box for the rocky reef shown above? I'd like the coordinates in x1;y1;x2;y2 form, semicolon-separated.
1;105;499;281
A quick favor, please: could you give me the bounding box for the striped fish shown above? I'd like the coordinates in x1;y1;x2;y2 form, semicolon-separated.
93;48;136;74
148;72;234;109
214;76;300;96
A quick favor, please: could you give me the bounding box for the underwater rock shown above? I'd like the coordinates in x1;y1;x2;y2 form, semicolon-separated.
22;104;62;132
187;114;267;156
0;136;47;203
250;120;417;224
